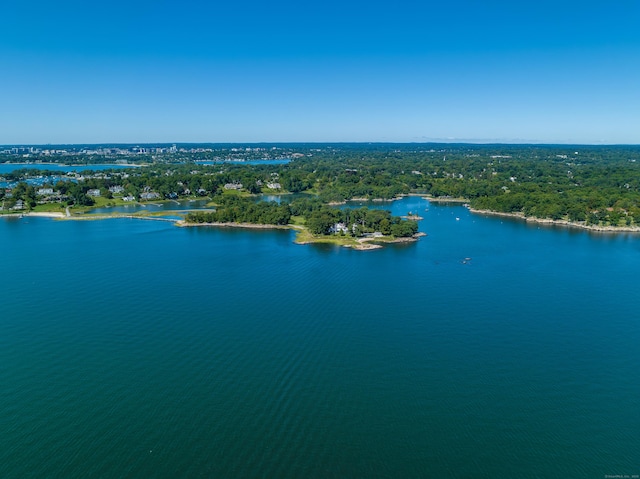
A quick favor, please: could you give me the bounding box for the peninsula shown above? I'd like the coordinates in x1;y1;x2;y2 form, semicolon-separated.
182;195;420;250
3;143;640;234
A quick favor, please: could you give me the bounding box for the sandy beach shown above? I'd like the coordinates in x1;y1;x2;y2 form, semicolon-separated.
28;212;66;218
1;212;65;219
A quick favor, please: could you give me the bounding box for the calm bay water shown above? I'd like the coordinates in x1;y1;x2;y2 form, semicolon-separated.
85;199;211;215
1;197;639;478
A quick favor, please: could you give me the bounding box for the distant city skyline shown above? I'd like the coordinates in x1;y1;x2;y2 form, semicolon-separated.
2;1;639;145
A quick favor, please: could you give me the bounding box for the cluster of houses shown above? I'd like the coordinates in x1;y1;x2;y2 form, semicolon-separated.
36;188;67;203
106;186;135;201
223;180;279;190
3;170;286;211
84;186;162;202
223;175;281;191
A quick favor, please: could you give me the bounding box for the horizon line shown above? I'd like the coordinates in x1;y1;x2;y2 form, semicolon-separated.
2;141;640;147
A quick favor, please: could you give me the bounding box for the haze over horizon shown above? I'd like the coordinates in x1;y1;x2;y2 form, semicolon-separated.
2;1;639;145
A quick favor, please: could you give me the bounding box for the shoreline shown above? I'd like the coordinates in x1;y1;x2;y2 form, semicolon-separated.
468;208;640;233
29;212;66;218
409;193;640;233
327;196;404;206
2;211;179;222
1;211;65;218
420;195;468;203
176;220;291;230
7;202;639;235
179;220;423;250
179;220;422;250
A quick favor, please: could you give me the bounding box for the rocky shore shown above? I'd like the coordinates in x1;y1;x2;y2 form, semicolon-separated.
468;208;640;233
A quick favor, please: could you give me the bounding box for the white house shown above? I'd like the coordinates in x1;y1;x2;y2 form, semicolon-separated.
329;222;349;234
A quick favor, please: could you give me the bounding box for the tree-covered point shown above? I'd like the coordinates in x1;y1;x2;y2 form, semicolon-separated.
304;206;418;237
186;196;291;225
287;197;417;237
184;195;418;237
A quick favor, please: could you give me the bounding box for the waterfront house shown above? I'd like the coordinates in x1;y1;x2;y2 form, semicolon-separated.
329;222;349;234
139;192;161;201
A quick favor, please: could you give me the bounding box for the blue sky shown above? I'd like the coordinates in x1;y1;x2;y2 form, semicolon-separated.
2;0;639;144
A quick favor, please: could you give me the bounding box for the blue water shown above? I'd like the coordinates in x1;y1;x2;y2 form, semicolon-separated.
1;197;639;478
85;199;211;215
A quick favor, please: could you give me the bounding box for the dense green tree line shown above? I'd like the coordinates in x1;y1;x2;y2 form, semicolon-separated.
5;143;640;227
276;145;640;226
186;196;291;225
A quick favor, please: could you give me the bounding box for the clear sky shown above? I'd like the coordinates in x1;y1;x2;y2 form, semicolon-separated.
2;0;639;144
